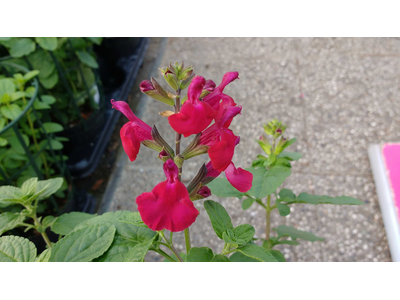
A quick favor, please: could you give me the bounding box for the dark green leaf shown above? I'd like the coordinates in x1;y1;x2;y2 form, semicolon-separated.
276;201;291;216
235;245;278;262
186;247;214;262
35;37;58;51
76;51;99;68
211;254;230;262
39;69;58;89
274;225;324;242
29;50;55;79
0;236;36;262
276;240;300;246
242;198;255;210
51;212;97;235
49;224;116;262
207;178;244;199
204;200;233;239
279;188;296;202
10;38;36;58
42;122;64;133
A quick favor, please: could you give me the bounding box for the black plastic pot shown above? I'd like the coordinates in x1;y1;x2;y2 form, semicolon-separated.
62;37;149;178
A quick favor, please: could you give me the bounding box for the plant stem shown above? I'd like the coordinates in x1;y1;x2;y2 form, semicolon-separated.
184;228;191;253
265;195;271;241
151;248;176;262
32;215;52;248
159;231;183;262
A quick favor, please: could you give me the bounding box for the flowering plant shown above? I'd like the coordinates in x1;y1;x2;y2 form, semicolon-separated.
0;62;362;262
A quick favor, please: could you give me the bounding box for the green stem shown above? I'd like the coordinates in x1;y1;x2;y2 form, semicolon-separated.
159;231;183;262
32;215;52;248
184;228;191;253
265;195;271;241
151;248;176;262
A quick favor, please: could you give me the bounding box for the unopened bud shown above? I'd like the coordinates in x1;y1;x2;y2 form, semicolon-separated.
180;73;195;90
190;186;212;201
158;149;169;162
257;135;271;155
161;67;180;90
140;78;174;106
179;66;194;81
141;140;163;152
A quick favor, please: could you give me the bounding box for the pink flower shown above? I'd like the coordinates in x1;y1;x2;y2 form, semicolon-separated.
136;160;199;232
139;80;155;92
225;162;253;193
168;76;215;137
111;99;152;162
202;72;239;110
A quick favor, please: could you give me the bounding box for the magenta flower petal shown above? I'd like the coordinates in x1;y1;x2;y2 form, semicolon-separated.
188;76;206;102
136;160;199;232
208;129;237;172
120;123;141;162
225;162;253;192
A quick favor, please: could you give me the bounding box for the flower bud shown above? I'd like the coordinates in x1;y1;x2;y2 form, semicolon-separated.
151;126;174;157
139;78;174;106
158;149;169;162
200;79;216;98
180;73;195;90
274;137;287;155
257;135;271;155
190;186;212;201
179;66;194;81
160;67;180;90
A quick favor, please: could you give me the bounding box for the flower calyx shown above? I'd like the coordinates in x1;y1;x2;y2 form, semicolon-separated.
140;77;175;106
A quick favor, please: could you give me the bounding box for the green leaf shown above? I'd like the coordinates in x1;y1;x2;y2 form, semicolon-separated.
242;198;255;210
29;50;55;79
294;193;364;205
0;236;36;262
222;229;237;244
186;247;214;262
207;177;244;199
7;135;29;154
0;213;25;235
36;248;51;262
39;69;58;89
10;38;36;58
11;91;25;101
74;211;157;242
277;151;302;161
0;186;24;206
76;51;99;68
204;200;233;239
1;104;22;120
233;224;256;245
49;224;116;262
51;212;97;236
118;212;148;227
41;95;56;104
87;37;103;45
269;249;286;262
0;78;16;96
279;188;296;202
274;225;324;242
229;251;258;262
211;254;230;262
23;70;40;82
276;240;300;246
276;201;291;216
247;166;291;199
35;37;58;51
33;99;51;110
39;138;63;150
21;177;38;195
235;245;278;262
42;122;64;133
36;177;64;200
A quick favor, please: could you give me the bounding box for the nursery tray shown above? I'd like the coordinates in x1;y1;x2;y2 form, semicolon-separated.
368;143;400;261
66;37;149;178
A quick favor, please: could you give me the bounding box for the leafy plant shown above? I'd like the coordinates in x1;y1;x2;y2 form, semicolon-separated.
0;37;103;126
208;119;364;257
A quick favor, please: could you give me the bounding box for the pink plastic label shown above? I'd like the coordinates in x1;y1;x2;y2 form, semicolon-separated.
383;144;400;220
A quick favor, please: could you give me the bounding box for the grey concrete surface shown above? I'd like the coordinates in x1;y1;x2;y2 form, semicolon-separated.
103;38;399;261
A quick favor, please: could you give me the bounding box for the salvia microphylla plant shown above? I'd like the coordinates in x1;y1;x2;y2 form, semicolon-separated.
0;62;363;262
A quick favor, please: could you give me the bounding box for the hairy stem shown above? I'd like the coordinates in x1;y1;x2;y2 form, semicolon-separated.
33;215;52;248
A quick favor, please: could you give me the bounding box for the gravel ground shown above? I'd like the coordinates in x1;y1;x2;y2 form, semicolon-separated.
100;38;398;262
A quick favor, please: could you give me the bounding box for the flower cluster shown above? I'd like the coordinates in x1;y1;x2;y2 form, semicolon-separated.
111;64;253;232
